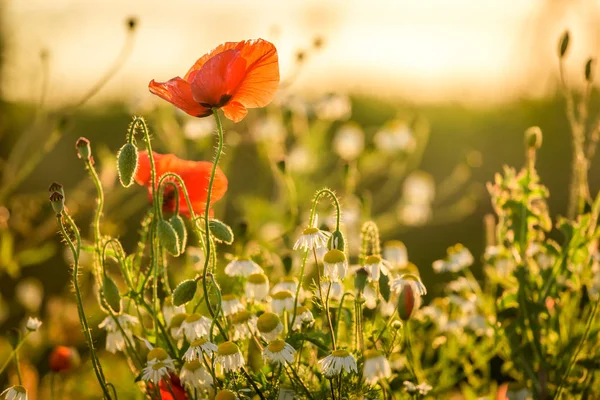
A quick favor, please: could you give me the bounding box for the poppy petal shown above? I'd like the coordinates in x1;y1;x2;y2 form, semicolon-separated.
230;39;279;109
184;42;240;82
149;78;211;118
191;50;247;107
221;101;248;123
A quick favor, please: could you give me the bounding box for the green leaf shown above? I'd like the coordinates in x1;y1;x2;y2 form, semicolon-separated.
102;274;121;313
173;279;197;306
379;273;391;302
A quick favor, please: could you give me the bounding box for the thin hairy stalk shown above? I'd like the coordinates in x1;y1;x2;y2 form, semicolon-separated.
334;292;354;342
0;332;30;376
314;248;336;350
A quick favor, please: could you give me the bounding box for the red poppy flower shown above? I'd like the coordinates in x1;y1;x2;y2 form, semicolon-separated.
49;346;80;373
149;39;279;123
158;376;187;400
135;150;228;218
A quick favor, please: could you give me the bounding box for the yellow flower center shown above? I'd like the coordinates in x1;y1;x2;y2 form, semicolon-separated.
147;347;169;362
247;273;268;284
365;255;382;265
257;312;281;332
13;386;26;394
169;313;187;328
151;361;166;371
384;240;405;248
282;276;298;283
190;337;209;347
231;310;252;324
217;341;240;356
302;227;319;235
267;339;286;353
363;349;382;360
323;249;346;264
215;389;238;400
185;313;202;323
297;306;309;314
332;349;350;358
271;290;293;300
184;360;203;371
221;294;237;302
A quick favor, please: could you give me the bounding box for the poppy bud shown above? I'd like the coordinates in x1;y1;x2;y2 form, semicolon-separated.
525;126;542;149
49;346;80;373
75;137;92;161
101;274;121;314
558;31;570;58
157;220;181;256
117;143;139;187
397;282;418;321
328;230;345;251
585;58;595;82
49;191;65;215
282;255;293;275
354;267;369;293
169;214;188;251
173;279;198;306
209;219;234;245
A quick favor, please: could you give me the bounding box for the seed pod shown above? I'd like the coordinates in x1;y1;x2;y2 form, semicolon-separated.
525;126;543;149
75;137;92;160
157;220;181;256
117;143;139;187
49;191;65;215
173;279;197;306
170;214;188;251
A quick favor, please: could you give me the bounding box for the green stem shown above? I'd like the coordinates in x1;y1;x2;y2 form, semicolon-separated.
59;213;112;399
403;322;418;382
0;332;30;376
313;248;336;350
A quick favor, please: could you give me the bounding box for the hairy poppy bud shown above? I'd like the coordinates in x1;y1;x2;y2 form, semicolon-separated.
209;219;234;245
525;126;542;149
558;31;570;58
75;137;92;161
49;346;80;373
397;282;419;321
173;279;197;306
101;274;121;314
157;219;181;256
49;191;65;215
585;58;595;82
354;267;369;293
328;230;345;251
117;143;139;187
169;214;188;251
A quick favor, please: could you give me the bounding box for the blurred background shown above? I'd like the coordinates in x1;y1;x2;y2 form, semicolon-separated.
2;0;600;398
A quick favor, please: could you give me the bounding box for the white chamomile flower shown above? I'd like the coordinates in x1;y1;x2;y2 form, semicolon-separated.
383;240;409;270
432;244;474;273
180;360;213;390
403;171;435;204
374;120;416;154
257;312;283;341
104;331;130;354
363;255;390;282
393;274;427;320
363;350;392;385
25;317;42;332
1;385;27;400
98;314;138;354
271;290;295;315
183;337;218;361
142;348;175;383
319;350;358;377
224;257;263;277
168;313;187;340
333;122;364;161
272;276;299;294
293;216;331;251
178;313;212;341
245;273;270;302
291;306;314;331
231;311;257;340
392;274;427;296
263;339;296;365
221;294;244;317
216;341;245;372
317;282;343;302
323;249;348;281
163;302;186;326
404;381;432;396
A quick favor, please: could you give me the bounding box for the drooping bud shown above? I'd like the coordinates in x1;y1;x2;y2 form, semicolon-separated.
117;143;139;187
558;31;570;58
75;137;92;161
173;279;197;306
282;255;293;275
49;191;65;215
101;274;121;313
157;220;181;256
354;267;369;293
209;219;234;245
397;282;420;321
169;214;188;251
525;126;543;149
328;230;345;251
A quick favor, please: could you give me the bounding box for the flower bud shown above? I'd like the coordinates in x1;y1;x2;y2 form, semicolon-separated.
49;191;65;215
170;214;188;251
328;230;345;251
525;126;542;149
117;143;139;187
209;219;234;245
157;219;181;256
354;267;369;293
173;279;197;306
75;137;92;160
558;31;570;58
397;282;418;321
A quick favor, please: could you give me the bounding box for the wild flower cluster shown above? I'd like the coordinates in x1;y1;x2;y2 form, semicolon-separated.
2;32;600;400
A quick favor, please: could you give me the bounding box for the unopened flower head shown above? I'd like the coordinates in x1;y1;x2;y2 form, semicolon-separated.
221;294;244;317
245;273;270;302
1;385;27;400
362;350;392;385
257;312;284;341
26;317;42;332
364;255;389;282
323;249;348;281
178;313;212;341
319;349;358;377
225;257;263;277
183;337;218;361
270;290;295;315
432;244;474;273
180;360;213;390
263;339;296;365
216;341;245;372
231;310;257;340
292;306;314;331
293;216;331;251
